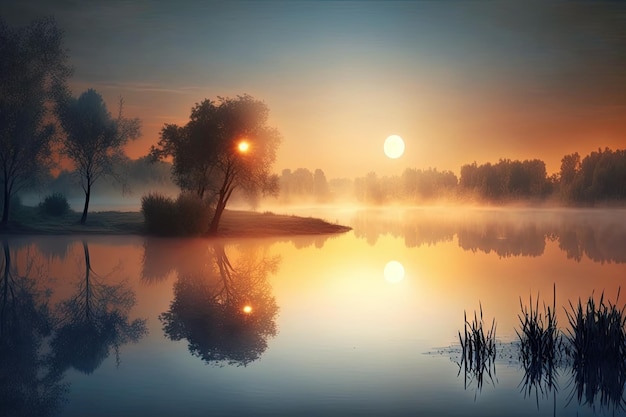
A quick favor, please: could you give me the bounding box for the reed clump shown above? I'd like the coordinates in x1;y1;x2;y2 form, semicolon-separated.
565;289;626;410
456;288;626;409
458;303;497;390
516;285;563;400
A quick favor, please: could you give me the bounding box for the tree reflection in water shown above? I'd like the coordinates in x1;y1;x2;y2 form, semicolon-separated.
50;241;147;374
160;243;280;366
351;209;626;263
0;240;68;417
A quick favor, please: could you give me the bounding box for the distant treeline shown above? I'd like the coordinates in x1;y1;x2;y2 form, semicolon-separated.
31;147;626;208
277;147;626;206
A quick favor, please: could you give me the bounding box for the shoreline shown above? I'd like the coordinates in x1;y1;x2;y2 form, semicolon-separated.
0;209;352;237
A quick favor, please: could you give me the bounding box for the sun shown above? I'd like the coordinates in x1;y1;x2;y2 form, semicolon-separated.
384;260;405;283
384;135;405;159
238;141;250;153
242;305;253;314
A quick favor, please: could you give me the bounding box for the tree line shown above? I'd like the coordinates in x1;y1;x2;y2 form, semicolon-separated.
345;148;626;205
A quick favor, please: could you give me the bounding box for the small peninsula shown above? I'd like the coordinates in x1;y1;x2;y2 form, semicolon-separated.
0;207;351;237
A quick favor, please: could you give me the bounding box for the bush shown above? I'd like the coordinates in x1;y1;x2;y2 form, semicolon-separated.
39;192;70;216
175;192;211;236
141;192;210;236
141;192;177;235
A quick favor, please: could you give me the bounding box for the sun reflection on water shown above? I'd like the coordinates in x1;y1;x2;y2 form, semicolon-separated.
384;260;405;283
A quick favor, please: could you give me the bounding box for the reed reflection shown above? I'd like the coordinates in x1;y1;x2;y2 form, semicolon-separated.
50;241;147;374
457;305;497;395
516;290;563;408
0;240;67;417
564;293;626;412
452;290;626;413
351;209;626;263
159;243;280;366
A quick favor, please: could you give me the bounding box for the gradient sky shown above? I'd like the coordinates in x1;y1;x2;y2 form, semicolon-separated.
2;1;625;178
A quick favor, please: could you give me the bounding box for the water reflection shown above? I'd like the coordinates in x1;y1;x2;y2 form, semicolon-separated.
158;243;280;366
457;305;498;394
0;240;68;417
0;238;146;417
383;260;405;283
451;291;626;414
351;209;626;263
50;241;147;374
565;293;626;413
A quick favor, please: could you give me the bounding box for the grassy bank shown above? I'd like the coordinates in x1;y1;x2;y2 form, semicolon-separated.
0;206;351;237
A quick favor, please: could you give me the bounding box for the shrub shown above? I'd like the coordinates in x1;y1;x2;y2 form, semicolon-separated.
39;192;70;216
141;192;210;236
175;192;211;236
141;192;177;235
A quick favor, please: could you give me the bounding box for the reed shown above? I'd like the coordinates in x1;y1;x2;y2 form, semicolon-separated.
564;289;626;411
458;303;497;390
516;284;562;401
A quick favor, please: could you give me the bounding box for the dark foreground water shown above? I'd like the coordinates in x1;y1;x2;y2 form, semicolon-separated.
1;208;626;417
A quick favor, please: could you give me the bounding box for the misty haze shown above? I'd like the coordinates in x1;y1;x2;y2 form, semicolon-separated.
2;2;626;417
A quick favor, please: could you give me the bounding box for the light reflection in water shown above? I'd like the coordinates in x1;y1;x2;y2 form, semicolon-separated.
158;243;280;367
384;260;405;283
0;208;625;416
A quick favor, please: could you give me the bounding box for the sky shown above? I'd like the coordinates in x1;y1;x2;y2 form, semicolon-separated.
2;1;626;178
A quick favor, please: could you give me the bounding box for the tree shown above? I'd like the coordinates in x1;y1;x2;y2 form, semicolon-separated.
50;241;146;374
160;243;279;366
0;240;68;416
58;89;141;224
151;95;280;234
0;17;72;226
313;168;330;202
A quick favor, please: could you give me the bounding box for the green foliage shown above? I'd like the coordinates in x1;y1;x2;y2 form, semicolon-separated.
141;192;210;236
38;193;70;217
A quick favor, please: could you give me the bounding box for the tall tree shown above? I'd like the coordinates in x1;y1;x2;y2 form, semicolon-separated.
151;94;280;234
0;17;71;226
58;89;141;224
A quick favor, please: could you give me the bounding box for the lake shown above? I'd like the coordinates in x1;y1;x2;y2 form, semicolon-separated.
2;207;626;416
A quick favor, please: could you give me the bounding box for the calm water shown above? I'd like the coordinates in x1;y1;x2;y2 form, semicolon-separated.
2;208;626;417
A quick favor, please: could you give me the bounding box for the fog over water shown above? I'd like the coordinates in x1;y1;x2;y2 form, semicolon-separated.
2;205;626;416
